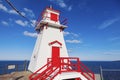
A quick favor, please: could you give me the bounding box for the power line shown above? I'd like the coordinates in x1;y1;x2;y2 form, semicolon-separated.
5;0;34;25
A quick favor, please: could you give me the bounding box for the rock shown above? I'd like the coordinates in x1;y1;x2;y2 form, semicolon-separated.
0;71;32;80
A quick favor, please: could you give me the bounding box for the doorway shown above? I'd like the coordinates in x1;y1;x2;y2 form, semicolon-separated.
52;46;60;67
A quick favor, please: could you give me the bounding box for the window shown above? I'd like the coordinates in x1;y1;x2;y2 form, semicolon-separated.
50;13;58;22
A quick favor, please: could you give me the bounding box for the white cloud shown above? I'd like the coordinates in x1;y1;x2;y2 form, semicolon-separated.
49;0;67;8
1;21;8;26
15;19;36;27
98;18;120;29
103;52;113;55
102;51;120;55
68;5;72;11
63;31;79;37
71;33;79;37
58;0;67;8
49;0;72;11
63;31;70;36
21;12;26;16
24;8;32;13
64;31;81;44
15;20;28;27
23;31;38;38
66;40;82;43
24;8;35;18
0;3;26;16
9;10;25;16
109;37;120;42
0;3;8;12
30;19;36;27
8;9;26;16
68;49;72;53
9;10;18;15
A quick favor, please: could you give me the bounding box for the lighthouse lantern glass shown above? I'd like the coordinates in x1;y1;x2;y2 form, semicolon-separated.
50;13;58;22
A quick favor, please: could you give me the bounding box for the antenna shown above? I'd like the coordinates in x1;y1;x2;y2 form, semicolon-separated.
50;5;52;9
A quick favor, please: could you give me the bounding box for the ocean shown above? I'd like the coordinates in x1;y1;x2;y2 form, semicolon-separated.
0;60;29;74
0;60;120;80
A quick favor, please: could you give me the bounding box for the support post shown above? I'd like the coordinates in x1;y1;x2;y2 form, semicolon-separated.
100;66;104;80
24;60;28;71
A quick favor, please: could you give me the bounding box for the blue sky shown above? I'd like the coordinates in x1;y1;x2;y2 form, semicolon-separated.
0;0;120;61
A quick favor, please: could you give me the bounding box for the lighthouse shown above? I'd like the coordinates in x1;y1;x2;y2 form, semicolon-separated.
29;6;95;80
28;6;68;72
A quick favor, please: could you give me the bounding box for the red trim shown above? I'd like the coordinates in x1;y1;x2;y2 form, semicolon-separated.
75;78;81;80
35;7;60;28
49;40;62;46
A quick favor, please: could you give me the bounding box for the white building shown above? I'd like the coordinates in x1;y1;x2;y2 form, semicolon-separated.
28;7;95;80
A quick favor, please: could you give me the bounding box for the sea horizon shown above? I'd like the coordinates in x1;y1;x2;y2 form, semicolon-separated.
0;60;120;61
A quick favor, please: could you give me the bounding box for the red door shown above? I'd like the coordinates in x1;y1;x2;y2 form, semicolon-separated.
52;46;60;67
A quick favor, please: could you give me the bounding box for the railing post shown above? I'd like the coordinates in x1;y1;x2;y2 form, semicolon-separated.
77;58;81;72
4;65;7;74
24;60;28;71
100;66;104;80
15;64;18;71
59;58;61;74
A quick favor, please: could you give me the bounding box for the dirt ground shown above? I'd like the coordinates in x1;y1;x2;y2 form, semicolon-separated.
0;71;101;80
0;71;32;80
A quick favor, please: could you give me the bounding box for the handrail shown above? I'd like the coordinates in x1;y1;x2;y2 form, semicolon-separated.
43;67;59;79
80;61;94;74
30;57;95;80
80;61;95;79
33;65;53;80
50;69;60;80
80;66;94;78
29;61;52;80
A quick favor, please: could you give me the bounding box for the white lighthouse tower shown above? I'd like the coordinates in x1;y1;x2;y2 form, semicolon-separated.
29;7;95;80
28;7;68;72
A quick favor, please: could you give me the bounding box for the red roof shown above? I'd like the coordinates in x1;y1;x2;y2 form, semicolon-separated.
49;40;62;46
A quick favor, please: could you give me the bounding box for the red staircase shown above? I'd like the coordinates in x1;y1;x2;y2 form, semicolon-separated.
29;57;95;80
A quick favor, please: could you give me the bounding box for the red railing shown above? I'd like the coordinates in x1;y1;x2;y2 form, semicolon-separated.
29;61;52;80
57;57;80;72
29;57;95;80
42;67;59;79
48;57;95;80
80;61;95;80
